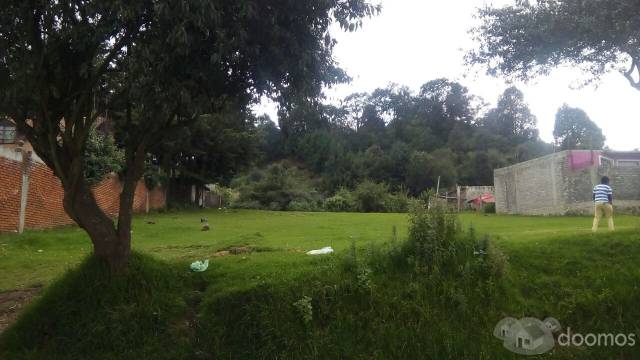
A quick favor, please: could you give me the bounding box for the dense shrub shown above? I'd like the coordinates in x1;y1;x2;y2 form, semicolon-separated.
324;188;356;212
231;163;321;210
405;202;461;275
353;180;388;212
401;201;507;279
385;189;411;213
287;199;322;212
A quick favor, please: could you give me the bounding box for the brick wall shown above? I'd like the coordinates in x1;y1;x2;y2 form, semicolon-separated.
0;156;22;232
0;150;166;232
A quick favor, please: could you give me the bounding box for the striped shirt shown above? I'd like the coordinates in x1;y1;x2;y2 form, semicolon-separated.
593;184;613;203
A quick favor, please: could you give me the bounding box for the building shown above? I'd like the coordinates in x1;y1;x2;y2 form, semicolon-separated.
453;185;495;211
494;150;640;215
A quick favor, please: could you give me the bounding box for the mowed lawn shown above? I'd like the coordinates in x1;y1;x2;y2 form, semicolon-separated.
1;209;639;293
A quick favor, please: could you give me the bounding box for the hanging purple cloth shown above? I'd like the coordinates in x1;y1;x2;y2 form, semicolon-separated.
568;150;600;171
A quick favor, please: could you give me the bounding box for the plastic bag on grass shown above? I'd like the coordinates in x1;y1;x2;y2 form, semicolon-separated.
306;246;334;255
190;259;209;272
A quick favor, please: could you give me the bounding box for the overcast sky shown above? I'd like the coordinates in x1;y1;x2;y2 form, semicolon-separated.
256;0;639;151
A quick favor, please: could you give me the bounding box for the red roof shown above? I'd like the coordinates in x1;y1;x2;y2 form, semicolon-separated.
468;193;495;204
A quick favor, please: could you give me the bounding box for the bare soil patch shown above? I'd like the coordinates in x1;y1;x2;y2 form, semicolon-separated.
0;287;41;333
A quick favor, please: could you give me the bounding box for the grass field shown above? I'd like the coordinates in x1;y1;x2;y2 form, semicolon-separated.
1;209;640;359
1;209;638;292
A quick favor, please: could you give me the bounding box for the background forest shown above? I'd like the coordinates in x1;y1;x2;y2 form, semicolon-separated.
142;79;606;211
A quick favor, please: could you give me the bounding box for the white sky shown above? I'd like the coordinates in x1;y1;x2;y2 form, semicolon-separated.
256;0;640;151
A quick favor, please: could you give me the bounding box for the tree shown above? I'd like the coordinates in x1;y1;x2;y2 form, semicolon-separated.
553;104;606;150
154;105;257;187
255;115;285;164
468;0;640;90
341;92;370;131
353;180;388;212
483;87;538;145
0;0;379;270
419;79;476;126
233;163;320;211
458;150;506;185
405;149;457;195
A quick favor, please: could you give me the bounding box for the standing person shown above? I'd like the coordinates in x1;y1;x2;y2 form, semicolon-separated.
592;176;614;232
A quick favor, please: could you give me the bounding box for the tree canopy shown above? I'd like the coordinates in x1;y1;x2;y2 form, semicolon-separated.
553;104;606;150
468;0;640;90
0;0;379;269
253;81;554;196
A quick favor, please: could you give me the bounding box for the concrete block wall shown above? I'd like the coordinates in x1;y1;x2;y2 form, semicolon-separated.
494;152;567;215
495;150;640;215
0;149;166;232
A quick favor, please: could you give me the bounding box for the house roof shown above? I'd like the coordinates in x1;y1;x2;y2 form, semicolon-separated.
467;193;495;204
602;150;640;161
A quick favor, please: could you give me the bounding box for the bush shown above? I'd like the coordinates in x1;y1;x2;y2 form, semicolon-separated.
353;180;388;213
287;200;321;212
474;235;508;279
324;188;355;212
385;189;410;213
399;201;508;282
231;163;321;210
483;203;496;214
231;200;263;210
405;201;462;275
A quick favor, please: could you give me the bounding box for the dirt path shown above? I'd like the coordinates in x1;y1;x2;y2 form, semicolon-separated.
0;287;41;334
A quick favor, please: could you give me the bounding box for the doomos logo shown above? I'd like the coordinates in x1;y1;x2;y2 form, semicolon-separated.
494;317;636;355
494;317;560;355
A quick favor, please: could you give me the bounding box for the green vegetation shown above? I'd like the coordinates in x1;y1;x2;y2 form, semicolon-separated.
1;0;380;270
251;82;555;197
1;210;640;359
229;165;413;213
231;163;323;211
83;127;125;185
1;253;192;360
553;104;606;151
468;0;640;91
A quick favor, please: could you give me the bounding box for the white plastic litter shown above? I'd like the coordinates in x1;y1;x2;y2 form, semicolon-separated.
306;246;334;255
190;259;209;272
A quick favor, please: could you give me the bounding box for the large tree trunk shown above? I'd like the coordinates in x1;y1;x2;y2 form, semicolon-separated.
61;143;147;272
62;177;130;271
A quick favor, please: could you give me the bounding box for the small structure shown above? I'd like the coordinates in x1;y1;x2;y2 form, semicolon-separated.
494;150;640;215
467;193;495;211
454;185;495;211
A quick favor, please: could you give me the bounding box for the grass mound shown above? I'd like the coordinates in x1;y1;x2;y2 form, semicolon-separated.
0;253;194;360
195;204;511;359
1;209;639;359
